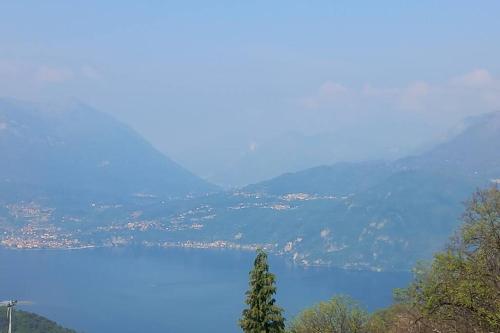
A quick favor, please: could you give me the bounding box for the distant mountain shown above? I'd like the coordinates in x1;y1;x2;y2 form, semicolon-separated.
0;99;216;203
247;111;500;195
193;130;419;188
0;307;76;333
227;111;500;269
245;161;393;196
396;111;500;180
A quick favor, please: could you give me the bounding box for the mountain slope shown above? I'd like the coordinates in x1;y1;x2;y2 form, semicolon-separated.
0;99;216;202
245;161;394;196
396;111;500;180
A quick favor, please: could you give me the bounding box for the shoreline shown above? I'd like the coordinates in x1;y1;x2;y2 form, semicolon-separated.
0;243;411;273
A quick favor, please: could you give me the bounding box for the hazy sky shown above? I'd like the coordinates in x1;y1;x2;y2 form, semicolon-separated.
1;1;500;183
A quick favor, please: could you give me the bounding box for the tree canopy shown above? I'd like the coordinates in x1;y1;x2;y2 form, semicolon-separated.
405;186;500;332
288;296;367;333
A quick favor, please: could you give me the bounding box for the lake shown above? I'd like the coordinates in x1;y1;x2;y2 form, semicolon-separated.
0;247;411;332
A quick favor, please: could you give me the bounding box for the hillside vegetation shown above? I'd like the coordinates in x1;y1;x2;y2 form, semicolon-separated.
0;307;76;333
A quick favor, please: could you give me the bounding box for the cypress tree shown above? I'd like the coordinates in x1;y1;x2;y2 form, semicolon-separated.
239;249;285;333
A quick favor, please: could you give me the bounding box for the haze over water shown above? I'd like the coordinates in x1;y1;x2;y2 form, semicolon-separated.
0;247;410;333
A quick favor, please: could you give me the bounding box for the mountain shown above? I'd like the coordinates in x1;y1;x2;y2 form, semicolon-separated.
396;111;500;180
223;111;499;269
1;105;498;271
248;111;500;194
244;161;393;196
0;99;217;203
184;130;420;188
107;111;491;271
0;307;77;333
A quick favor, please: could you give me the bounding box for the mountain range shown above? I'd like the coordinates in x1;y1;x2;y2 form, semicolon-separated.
181;129;425;188
247;111;500;194
222;111;499;269
0;98;499;271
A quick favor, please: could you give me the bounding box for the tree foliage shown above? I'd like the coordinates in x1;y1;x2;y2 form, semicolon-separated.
240;249;285;333
367;186;500;333
403;186;500;332
287;296;367;333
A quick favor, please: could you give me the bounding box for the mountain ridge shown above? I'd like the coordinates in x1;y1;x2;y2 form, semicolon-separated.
246;111;500;195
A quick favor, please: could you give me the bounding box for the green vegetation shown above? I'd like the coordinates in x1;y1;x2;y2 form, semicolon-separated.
288;296;367;333
240;249;285;333
0;307;76;333
390;185;500;333
246;186;499;333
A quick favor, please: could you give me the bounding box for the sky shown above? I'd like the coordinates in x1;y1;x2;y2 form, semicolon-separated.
1;1;500;185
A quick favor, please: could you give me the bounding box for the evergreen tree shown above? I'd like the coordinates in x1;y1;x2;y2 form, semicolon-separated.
240;249;285;333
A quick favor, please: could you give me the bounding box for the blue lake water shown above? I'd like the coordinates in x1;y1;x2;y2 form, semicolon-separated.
0;247;411;332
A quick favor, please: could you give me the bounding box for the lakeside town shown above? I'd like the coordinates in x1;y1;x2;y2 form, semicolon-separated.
0;190;359;271
0;192;340;253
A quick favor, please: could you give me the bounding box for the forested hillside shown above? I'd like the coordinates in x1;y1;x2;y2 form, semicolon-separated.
0;307;77;333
